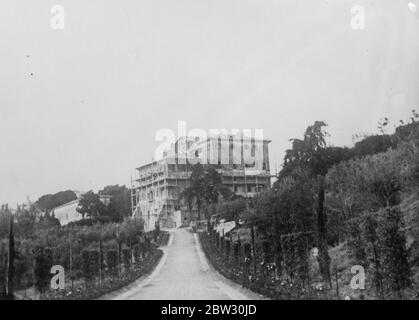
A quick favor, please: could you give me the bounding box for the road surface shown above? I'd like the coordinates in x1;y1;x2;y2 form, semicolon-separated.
104;228;265;300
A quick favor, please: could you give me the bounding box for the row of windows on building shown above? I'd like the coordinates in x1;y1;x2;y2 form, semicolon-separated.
137;183;266;202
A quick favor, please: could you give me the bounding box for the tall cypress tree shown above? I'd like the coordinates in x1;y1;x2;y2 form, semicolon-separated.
0;243;7;296
7;216;15;298
362;212;384;299
379;207;411;298
280;121;349;286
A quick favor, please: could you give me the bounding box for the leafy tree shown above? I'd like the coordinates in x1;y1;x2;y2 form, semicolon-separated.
346;216;367;263
353;135;396;158
393;110;419;142
0;205;12;239
202;168;223;205
217;198;247;224
15;207;36;237
180;187;194;213
89;250;100;280
279;121;348;286
14;239;35;291
186;163;205;220
122;248;131;270
39;211;61;227
81;250;93;284
327;147;406;218
36;190;77;211
106;250;119;276
181;163;205;220
273;169;316;284
378;207;411;298
202;168;232;219
99;185;131;222
361;212;384;299
0;242;7;296
34;247;53;293
350;111;418;159
77;191;107;219
356;206;412;299
253;190;282;273
182;164;233;222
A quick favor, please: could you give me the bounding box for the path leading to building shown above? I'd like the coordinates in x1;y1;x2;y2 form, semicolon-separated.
105;228;265;300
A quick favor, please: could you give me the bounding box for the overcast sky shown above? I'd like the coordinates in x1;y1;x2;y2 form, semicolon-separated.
0;0;418;205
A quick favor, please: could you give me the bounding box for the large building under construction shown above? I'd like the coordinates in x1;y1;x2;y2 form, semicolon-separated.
131;134;271;231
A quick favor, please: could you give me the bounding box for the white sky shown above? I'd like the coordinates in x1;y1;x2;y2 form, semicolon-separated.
1;0;418;205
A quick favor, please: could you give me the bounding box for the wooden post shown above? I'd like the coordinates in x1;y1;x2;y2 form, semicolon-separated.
317;175;332;288
69;232;74;292
335;268;340;299
251;223;257;278
99;240;103;284
118;241;122;275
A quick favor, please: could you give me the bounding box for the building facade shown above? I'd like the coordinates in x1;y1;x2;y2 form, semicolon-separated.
131;134;271;231
52;194;111;226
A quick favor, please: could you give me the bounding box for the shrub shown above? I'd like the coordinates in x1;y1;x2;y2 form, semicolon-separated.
34;247;53;293
132;245;141;265
81;250;93;284
122;248;131;271
106;250;118;276
0;242;7;295
378;207;411;298
356;207;412;298
89;250;100;279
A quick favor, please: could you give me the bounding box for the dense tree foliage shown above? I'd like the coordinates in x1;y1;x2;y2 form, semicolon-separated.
99;185;131;222
181;164;231;220
202;113;419;299
35;190;77;211
77;191;107;219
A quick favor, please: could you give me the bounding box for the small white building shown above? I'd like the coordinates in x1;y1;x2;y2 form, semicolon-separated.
51;199;81;226
51;195;112;226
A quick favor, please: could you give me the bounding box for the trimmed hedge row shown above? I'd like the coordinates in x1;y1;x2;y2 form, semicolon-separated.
156;231;170;247
199;231;329;300
40;248;163;300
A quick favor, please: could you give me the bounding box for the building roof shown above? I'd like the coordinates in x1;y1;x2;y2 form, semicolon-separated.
51;199;80;211
136;135;270;171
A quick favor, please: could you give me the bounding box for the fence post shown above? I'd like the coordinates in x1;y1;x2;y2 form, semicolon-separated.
99;240;103;285
251;224;257;279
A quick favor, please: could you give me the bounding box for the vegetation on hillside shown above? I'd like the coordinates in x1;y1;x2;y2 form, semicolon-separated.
0;183;143;300
1;110;418;300
199;111;419;299
36;191;77;212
